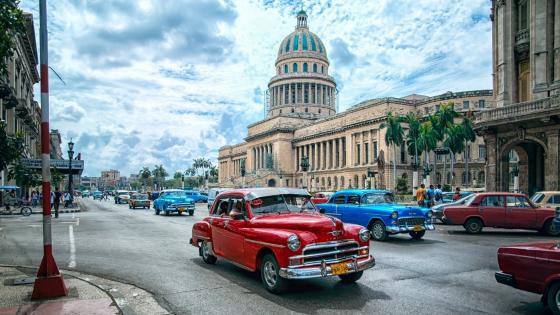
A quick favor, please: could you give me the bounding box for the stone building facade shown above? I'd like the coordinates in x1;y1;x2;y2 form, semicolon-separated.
219;11;493;191
475;0;560;195
0;13;41;186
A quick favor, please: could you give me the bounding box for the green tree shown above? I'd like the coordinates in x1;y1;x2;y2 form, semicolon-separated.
417;121;438;180
152;165;168;189
380;112;404;189
0;0;25;76
443;124;465;186
461;117;476;186
139;167;151;189
400;113;421;170
8;161;40;191
173;171;182;179
0;121;24;172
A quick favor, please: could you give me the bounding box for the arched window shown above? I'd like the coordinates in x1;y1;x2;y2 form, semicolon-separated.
291;108;295;113
303;63;308;72
285;39;291;53
293;33;299;51
310;35;317;51
305;107;308;113
321;66;324;74
302;33;308;51
293;63;298;73
313;64;317;73
284;64;288;73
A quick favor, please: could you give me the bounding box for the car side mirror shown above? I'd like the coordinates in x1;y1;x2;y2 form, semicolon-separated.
229;211;244;220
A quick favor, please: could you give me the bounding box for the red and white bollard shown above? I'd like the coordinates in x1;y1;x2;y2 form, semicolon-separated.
32;0;68;299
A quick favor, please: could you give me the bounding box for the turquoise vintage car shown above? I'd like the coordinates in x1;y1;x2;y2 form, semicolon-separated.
316;189;434;241
153;189;195;216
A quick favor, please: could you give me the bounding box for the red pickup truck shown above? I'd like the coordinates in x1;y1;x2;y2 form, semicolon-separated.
442;192;559;235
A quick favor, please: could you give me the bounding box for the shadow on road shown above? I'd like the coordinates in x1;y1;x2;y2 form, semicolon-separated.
380;236;446;246
446;230;549;238
191;258;390;314
511;301;551;315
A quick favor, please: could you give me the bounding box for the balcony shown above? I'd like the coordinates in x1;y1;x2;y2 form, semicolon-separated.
474;95;560;128
515;29;529;44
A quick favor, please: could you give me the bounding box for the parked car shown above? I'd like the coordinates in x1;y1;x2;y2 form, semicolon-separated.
114;190;131;204
442;192;560;235
82;190;90;198
153;189;195;216
432;194;477;222
441;191;473;203
311;192;332;205
92;191;103;200
315;189;434;241
184;190;208;203
495;241;560;315
207;188;230;210
129;193;150;209
555;207;560;231
531;191;560;209
190;188;375;293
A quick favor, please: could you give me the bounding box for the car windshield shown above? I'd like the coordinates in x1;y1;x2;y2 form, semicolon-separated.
531;193;544;203
250;194;315;215
134;194;148;199
165;191;186;197
362;193;394;204
462;194;477;205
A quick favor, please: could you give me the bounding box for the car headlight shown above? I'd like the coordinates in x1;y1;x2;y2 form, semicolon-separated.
287;235;301;252
426;210;433;218
391;211;398;219
359;229;370;241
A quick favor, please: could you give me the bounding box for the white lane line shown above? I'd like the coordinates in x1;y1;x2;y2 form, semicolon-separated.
68;225;76;268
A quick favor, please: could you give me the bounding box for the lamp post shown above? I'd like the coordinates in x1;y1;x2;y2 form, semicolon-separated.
300;156;309;189
67;139;74;204
240;159;246;188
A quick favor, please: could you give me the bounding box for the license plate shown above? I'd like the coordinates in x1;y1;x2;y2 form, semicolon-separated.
330;262;349;275
413;225;423;232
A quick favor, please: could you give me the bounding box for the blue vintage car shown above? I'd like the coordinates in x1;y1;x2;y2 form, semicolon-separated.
316;189;434;241
183;190;208;203
153;189;195;216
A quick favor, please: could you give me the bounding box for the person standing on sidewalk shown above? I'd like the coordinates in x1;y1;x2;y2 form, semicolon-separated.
416;184;426;208
434;184;443;205
31;191;38;207
54;187;62;218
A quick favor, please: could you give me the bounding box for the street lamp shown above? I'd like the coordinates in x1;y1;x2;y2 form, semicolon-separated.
300;156;309;189
67;139;74;204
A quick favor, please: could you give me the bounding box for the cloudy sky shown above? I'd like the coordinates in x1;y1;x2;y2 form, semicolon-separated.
20;0;492;177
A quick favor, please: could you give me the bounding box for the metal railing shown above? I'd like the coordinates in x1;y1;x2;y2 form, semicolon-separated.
474;95;560;124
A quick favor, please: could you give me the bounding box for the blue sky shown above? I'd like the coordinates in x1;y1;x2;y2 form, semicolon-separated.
20;0;492;177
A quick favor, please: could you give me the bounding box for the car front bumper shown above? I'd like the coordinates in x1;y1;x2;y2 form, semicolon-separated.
166;204;195;211
279;255;375;279
386;223;435;233
495;271;516;288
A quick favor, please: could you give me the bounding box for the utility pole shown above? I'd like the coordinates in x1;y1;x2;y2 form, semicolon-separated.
32;0;68;299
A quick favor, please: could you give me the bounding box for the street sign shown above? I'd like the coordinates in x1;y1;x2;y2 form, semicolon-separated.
21;158;84;171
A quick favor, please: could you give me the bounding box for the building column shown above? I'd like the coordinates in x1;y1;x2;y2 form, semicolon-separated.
532;0;552;98
546;129;560;190
369;130;374;164
554;0;560;83
325;140;330;169
288;84;292;105
495;1;515;106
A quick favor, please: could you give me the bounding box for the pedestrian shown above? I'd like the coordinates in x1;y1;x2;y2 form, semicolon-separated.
54;187;62;218
434;184;443;204
453;187;462;201
416;184;426;207
64;191;71;208
31;191;38;207
426;185;435;208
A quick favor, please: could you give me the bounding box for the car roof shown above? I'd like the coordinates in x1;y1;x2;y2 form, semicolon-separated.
535;191;560;195
161;189;184;192
475;192;527;197
219;187;310;200
335;189;391;195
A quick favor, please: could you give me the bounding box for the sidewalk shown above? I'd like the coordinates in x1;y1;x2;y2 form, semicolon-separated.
0;266;170;315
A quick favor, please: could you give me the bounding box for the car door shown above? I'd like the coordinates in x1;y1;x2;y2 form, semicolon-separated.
479;195;506;227
209;197;231;257
341;194;361;224
320;194;345;218
222;197;247;264
506;195;537;228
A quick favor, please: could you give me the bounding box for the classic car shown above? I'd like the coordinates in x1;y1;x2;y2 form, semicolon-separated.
184;190;208;203
114;190;132;204
555;207;560;231
441;191;473;203
129;193;150;209
315;189;434;241
495;241;560;315
311;192;333;205
442;192;559;235
431;194;477;222
207;188;230;210
153;189;195;216
531;191;560;209
92;191;103;200
190;188;375;293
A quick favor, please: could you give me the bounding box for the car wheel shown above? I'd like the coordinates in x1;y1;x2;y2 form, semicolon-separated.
200;240;217;264
261;253;286;294
369;220;388;241
409;230;426;240
464;218;483;234
155;208;160;215
189;210;194;216
129;204;132;209
542;219;560;236
547;282;560;315
20;207;32;217
339;271;363;284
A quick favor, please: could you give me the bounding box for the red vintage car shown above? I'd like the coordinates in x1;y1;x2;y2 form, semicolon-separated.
190;188;375;293
442;192;559;236
311;192;333;205
496;241;560;314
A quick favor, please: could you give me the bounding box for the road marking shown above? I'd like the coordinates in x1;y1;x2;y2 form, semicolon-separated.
68;225;76;268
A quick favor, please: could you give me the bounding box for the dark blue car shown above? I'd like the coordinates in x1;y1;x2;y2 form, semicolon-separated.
316;189;434;241
183;190;208;203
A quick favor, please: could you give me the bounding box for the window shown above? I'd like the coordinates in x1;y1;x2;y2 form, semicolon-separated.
518;0;528;30
400;142;406;164
304;107;308;113
364;143;369;164
549;195;560;204
318;109;321;113
481;196;504;207
347;195;360;205
333;195;346;204
463;100;469;109
310;35;317;51
313;64;317;73
321;66;324;73
302;32;308;50
293;33;299;50
506;196;529;208
356;144;361;165
293;63;298;73
373;141;378;160
478;100;485;108
279;109;282;114
303;63;308;72
531;193;545;204
214;198;231;216
284;64;288;73
285;38;291;52
291;108;294;113
479;145;486;160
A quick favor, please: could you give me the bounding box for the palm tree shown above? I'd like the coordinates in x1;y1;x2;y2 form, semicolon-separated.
443;125;465;186
434;103;459;184
152;165;168;189
418;121;438;182
461;117;476;186
400;113;421;170
380;112;404;189
139;167;151;190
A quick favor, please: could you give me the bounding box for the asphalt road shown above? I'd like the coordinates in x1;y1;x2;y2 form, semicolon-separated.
0;198;556;315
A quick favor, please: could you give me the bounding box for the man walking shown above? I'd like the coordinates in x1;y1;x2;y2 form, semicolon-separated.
416;184;426;207
434;184;443;204
54;187;62;218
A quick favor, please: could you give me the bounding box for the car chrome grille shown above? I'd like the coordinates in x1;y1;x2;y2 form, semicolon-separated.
299;240;360;266
397;217;425;226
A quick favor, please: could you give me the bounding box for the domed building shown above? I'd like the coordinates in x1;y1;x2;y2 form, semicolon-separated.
267;10;337;118
218;11;493;191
